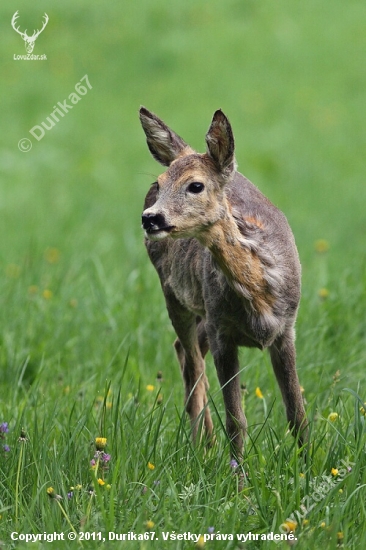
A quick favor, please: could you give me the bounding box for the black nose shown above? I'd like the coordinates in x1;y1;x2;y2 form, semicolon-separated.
141;212;166;231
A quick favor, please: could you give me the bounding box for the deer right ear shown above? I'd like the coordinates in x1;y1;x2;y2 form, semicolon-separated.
139;107;190;167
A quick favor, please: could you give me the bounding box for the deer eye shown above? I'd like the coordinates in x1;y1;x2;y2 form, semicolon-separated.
187;182;204;194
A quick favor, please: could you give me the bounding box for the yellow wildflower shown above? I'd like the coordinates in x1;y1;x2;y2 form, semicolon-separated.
42;289;53;300
299;472;305;478
302;519;309;526
320;522;326;528
97;478;105;486
281;520;297;533
145;520;155;529
146;384;155;392
45;247;61;264
318;288;329;299
331;468;339;476
314;239;329;253
328;412;339;422
196;535;205;548
95;437;107;450
360;405;366;417
46;487;55;498
255;387;263;399
147;462;155;470
337;532;344;541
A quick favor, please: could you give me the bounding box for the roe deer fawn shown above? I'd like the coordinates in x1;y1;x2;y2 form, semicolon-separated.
140;107;307;462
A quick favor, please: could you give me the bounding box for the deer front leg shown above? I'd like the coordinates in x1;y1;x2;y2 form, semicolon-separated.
174;337;213;441
269;329;308;447
165;296;213;442
208;331;247;460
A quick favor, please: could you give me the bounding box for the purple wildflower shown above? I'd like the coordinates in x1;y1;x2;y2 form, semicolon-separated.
230;459;238;469
92;451;111;465
208;527;215;534
0;422;9;434
67;491;73;499
1;423;10;452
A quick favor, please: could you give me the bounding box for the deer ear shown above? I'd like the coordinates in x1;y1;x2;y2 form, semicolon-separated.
205;110;235;177
139;107;190;167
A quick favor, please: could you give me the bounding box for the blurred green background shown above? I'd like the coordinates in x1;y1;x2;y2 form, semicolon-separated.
0;0;365;403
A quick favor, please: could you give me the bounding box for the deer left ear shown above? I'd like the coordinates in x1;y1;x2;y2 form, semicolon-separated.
205;110;236;178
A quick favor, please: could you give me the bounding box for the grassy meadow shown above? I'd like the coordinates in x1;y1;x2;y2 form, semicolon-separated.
1;0;366;548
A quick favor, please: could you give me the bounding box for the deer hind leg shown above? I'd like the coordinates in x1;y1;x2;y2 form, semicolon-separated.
166;298;213;441
269;328;308;447
208;330;247;461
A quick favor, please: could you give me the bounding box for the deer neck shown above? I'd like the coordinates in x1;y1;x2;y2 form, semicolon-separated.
198;213;273;314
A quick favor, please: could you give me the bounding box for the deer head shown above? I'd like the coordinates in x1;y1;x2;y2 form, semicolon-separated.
140;106;236;242
11;11;49;54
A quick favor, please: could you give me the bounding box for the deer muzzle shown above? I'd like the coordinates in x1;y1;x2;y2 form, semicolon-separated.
141;212;175;239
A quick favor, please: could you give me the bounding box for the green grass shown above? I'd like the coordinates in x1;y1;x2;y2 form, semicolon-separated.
1;0;366;548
